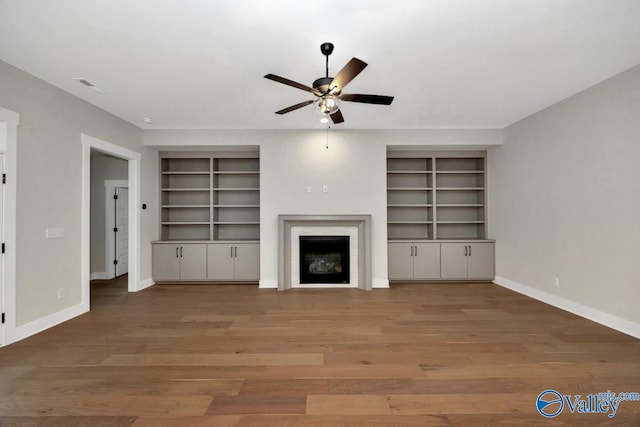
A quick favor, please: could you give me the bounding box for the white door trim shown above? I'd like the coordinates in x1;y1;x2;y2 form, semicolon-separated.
82;134;141;301
105;180;128;279
0;106;19;346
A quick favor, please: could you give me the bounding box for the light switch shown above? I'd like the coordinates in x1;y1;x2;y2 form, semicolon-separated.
46;228;65;239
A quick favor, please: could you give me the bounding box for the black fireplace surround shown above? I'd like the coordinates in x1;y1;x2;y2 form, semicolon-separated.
299;235;350;284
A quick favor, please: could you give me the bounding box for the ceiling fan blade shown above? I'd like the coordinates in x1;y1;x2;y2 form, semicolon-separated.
264;74;321;96
275;100;314;115
340;93;394;105
330;109;344;124
329;58;367;93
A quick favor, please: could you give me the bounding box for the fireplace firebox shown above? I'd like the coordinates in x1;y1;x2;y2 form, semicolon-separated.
299;236;350;284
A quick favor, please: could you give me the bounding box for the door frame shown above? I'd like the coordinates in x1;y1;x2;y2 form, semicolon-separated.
0;106;19;346
105;180;128;279
82;134;141;300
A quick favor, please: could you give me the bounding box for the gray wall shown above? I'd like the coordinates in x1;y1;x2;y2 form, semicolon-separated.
0;60;158;327
90;153;128;274
488;65;640;324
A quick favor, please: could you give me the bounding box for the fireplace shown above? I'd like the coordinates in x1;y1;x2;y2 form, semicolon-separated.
299;236;350;284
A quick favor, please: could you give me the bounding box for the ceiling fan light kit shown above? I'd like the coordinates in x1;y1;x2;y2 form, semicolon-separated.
313;95;340;115
265;42;394;125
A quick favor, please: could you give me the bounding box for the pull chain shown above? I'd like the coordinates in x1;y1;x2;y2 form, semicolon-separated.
326;125;330;149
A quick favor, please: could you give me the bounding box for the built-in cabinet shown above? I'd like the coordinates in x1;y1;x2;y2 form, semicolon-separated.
388;242;441;280
207;242;260;281
387;150;494;281
152;243;207;281
440;242;495;280
153;150;260;283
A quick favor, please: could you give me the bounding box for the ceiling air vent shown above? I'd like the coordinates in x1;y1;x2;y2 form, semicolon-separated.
73;77;106;93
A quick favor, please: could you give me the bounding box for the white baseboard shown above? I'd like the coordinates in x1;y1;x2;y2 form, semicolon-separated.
259;279;278;289
11;302;88;344
372;279;390;289
90;272;111;281
136;277;155;292
494;276;640;339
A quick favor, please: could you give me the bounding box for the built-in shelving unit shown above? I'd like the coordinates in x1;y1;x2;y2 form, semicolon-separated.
387;151;486;240
160;151;260;241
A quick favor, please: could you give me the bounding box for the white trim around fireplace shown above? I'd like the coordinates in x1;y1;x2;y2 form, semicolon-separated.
278;215;372;291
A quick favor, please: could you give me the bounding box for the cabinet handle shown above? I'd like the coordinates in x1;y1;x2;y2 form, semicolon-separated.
176;247;179;258
414;245;418;256
410;246;414;257
468;245;471;256
230;246;233;258
234;246;238;258
465;246;468;257
180;246;183;258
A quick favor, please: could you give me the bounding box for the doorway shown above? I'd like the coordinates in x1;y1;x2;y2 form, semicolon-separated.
81;134;141;304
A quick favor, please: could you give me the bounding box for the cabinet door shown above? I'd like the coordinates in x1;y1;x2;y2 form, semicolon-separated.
440;243;469;279
207;243;235;280
413;243;441;279
467;243;494;280
179;244;207;280
388;243;414;280
152;244;180;281
234;243;260;281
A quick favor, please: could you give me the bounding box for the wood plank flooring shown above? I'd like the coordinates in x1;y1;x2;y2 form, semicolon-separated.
0;277;638;426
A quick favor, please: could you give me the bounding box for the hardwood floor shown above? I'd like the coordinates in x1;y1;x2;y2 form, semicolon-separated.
0;278;638;426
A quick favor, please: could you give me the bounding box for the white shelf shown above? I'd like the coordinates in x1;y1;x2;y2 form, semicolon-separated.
437;221;485;224
436;171;484;174
388;221;433;224
214;171;259;175
213;222;260;225
387;151;486;240
162;171;210;175
161;188;210;192
161;222;211;225
387;170;433;174
162;205;210;208
161;154;260;241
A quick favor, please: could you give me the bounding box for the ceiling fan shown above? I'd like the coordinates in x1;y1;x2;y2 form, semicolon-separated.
264;42;394;124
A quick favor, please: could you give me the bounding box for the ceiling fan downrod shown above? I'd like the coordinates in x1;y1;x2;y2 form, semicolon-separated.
320;42;334;78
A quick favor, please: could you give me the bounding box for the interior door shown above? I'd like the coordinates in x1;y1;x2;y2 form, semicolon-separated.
0;153;4;344
114;187;129;276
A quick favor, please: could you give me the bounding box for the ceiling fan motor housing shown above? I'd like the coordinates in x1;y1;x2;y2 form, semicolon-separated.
313;76;334;93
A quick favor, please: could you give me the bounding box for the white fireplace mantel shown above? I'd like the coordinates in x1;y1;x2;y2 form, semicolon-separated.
278;215;372;291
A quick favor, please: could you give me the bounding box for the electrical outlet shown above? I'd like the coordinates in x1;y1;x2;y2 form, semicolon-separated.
57;288;65;299
553;276;559;287
322;185;328;193
306;186;312;193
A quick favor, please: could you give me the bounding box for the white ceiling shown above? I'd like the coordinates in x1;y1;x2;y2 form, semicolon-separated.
1;0;639;130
